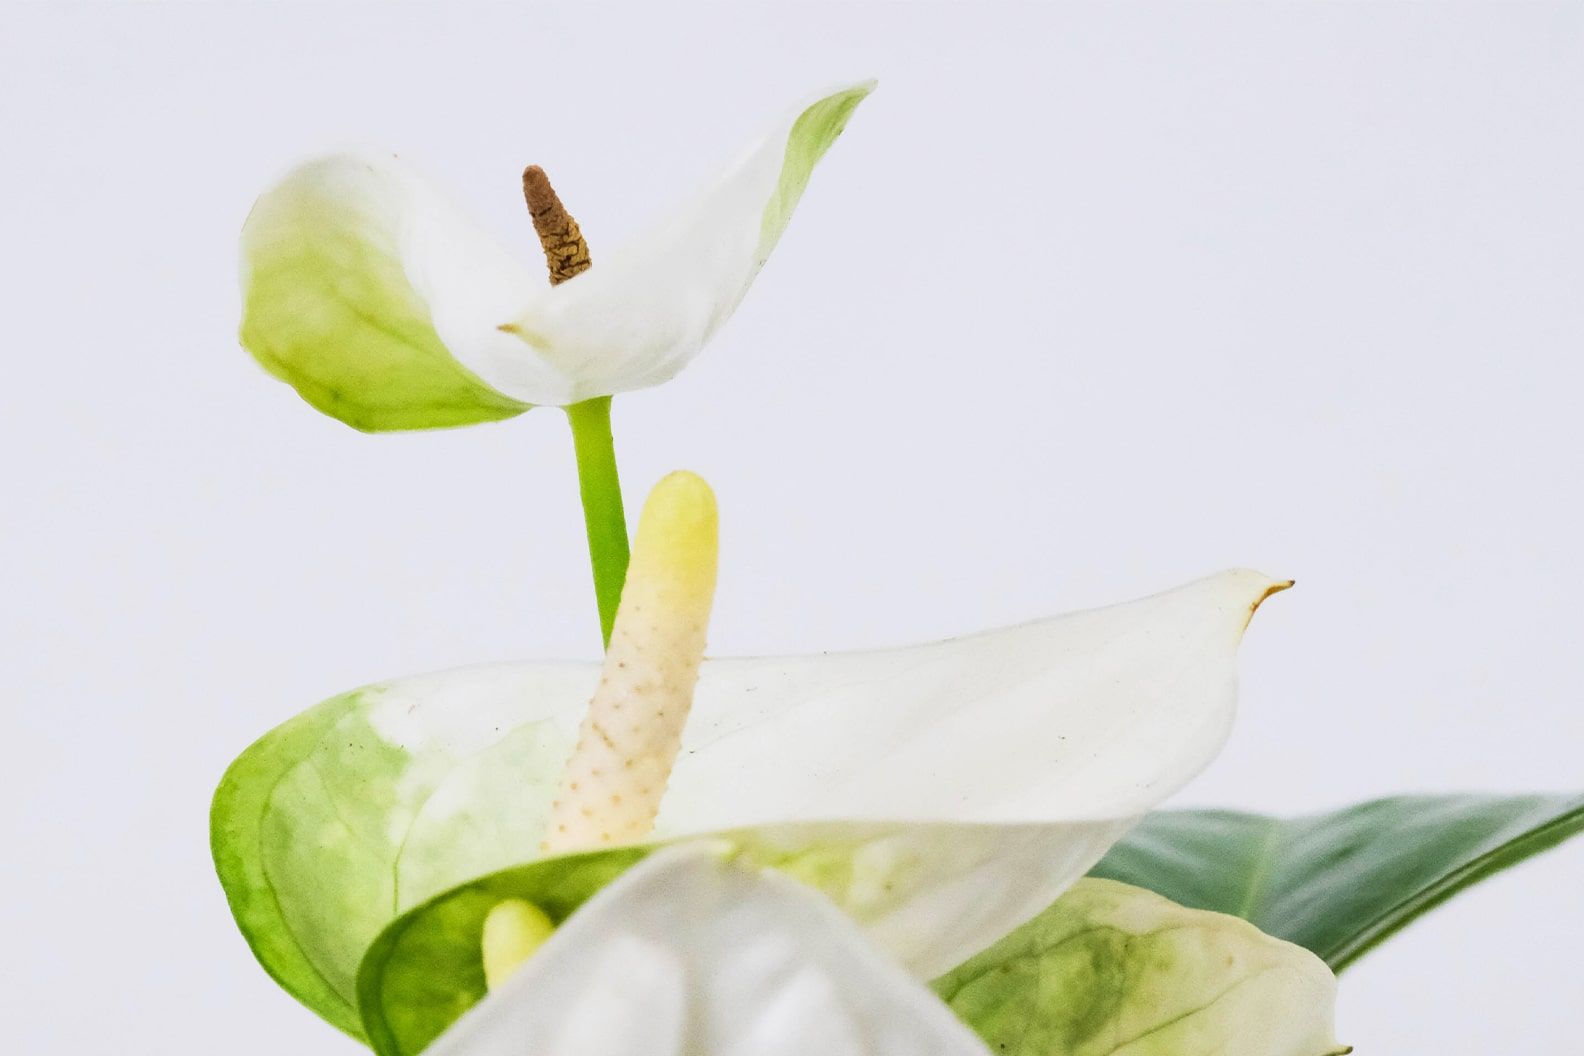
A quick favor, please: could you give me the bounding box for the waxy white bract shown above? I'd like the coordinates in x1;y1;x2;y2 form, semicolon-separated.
211;568;1291;1037
238;84;873;429
427;844;994;1056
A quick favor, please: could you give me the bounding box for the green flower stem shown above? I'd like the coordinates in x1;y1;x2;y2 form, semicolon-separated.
566;396;630;647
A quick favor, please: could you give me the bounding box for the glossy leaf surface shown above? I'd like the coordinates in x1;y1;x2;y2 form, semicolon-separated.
1090;793;1584;970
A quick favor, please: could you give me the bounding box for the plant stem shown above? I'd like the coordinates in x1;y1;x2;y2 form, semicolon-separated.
566;396;630;647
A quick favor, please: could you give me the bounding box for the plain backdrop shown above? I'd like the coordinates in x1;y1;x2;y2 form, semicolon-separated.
3;2;1580;1052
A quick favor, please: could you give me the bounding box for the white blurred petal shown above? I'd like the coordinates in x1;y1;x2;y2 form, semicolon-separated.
426;844;991;1056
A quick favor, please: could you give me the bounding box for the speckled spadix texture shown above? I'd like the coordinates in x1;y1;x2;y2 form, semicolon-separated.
542;472;718;854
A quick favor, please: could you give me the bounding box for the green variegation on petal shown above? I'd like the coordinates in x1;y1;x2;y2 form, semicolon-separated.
212;569;1285;1038
412;845;993;1056
239;155;536;432
934;878;1348;1056
238;84;873;429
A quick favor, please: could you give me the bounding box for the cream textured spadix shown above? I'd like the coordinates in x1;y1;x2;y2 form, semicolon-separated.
543;470;718;852
238;83;873;430
211;569;1284;1038
424;845;993;1056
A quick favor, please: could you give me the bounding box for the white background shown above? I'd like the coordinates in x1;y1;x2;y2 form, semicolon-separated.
3;2;1580;1052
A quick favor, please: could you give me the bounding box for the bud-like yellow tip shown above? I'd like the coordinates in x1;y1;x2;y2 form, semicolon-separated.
628;470;719;610
481;899;555;990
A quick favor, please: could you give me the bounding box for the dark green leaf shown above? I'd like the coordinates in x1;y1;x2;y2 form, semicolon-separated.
1088;793;1584;970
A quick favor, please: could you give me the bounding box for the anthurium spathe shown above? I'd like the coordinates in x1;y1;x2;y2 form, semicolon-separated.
424;844;996;1056
934;877;1348;1056
365;863;1347;1056
238;83;873;431
212;471;1290;1040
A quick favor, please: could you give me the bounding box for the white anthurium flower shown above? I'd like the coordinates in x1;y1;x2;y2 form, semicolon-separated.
426;843;996;1056
238;83;873;431
430;849;1345;1056
212;472;1290;1043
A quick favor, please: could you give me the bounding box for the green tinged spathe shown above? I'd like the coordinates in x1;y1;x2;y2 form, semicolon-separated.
237;83;874;431
238;160;530;431
935;878;1350;1056
361;855;1347;1056
212;569;1285;1040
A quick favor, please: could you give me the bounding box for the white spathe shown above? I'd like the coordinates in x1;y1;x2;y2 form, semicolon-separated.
362;569;1287;978
488;88;852;402
425;844;994;1056
242;82;873;412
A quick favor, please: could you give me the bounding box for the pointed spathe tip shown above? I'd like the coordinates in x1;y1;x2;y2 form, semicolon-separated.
1258;578;1296;604
1245;576;1294;629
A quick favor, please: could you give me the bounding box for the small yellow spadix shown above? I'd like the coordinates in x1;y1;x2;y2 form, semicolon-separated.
541;471;719;854
481;899;555;990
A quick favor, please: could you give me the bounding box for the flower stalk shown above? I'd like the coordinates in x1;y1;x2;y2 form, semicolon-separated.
523;164;630;646
566;396;629;646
